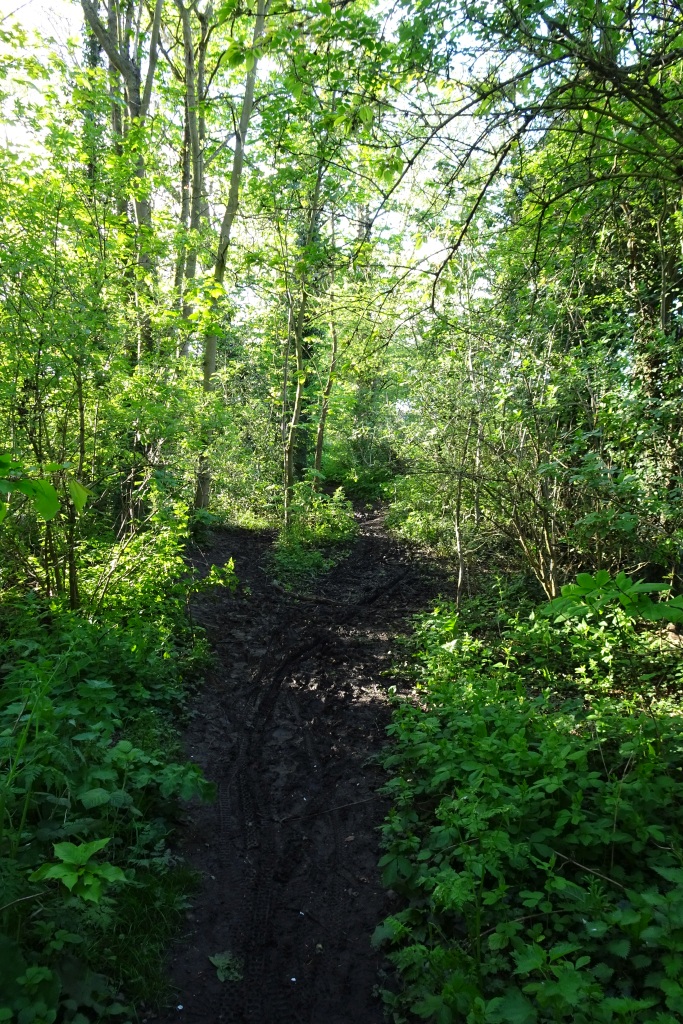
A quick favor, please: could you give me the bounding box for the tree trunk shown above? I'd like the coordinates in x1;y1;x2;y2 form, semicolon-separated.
173;108;191;318
195;0;269;509
282;164;324;527
454;414;474;604
80;0;162;355
313;292;339;485
176;0;209;357
283;291;310;529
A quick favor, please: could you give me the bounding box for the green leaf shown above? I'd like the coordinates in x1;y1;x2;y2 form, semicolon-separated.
31;864;80;890
53;837;111;866
607;938;630;958
412;993;453;1020
95;863;127;884
584;920;609;938
13;479;37;497
78;788;111;809
26;479;60;520
78;875;103;903
68;478;88;513
549;941;581;961
513;944;546;975
225;42;245;67
661;978;683;1012
209;951;243;982
486;988;538;1023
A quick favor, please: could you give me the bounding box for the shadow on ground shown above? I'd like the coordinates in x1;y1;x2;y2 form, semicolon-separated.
149;510;451;1024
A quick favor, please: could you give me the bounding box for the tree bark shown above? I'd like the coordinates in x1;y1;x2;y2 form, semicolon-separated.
282;163;324;528
194;0;269;509
313;292;339;485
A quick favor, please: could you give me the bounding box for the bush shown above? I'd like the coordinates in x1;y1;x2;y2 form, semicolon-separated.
0;510;232;1020
286;483;357;546
272;484;357;587
375;585;683;1024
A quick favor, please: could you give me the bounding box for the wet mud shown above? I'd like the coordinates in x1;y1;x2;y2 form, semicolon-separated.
150;510;448;1024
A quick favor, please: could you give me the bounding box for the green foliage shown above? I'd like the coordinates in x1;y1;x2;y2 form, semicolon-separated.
3;0;683;1015
209;950;244;983
376;581;683;1023
272;484;357;587
0;517;219;1015
285;484;357;546
0;454;88;527
30;839;127;904
546;570;683;625
386;475;460;554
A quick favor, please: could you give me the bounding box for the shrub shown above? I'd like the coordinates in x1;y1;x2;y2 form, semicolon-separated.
273;484;357;587
0;510;232;1018
375;584;683;1023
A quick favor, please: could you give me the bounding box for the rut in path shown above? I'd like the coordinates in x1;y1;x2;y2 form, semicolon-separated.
151;509;448;1024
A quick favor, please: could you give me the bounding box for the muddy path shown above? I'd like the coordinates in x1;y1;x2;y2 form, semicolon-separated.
150;510;449;1024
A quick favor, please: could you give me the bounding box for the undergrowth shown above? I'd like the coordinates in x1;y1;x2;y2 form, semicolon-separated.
0;509;234;1022
376;575;683;1023
271;484;357;589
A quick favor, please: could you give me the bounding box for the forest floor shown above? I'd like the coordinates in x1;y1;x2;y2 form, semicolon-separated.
147;508;450;1024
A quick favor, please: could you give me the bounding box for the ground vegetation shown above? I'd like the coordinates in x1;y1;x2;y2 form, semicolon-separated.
1;0;683;1018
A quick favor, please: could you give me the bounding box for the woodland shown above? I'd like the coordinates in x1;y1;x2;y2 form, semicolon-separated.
2;0;683;1020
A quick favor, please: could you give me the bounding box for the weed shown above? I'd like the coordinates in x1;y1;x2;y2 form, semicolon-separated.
0;513;225;1019
272;485;356;589
209;951;244;983
376;579;683;1023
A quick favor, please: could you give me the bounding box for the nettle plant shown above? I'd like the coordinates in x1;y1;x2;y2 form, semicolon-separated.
0;506;230;1020
375;579;683;1024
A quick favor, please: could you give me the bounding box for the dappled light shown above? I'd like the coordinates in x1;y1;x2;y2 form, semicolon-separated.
2;0;683;1019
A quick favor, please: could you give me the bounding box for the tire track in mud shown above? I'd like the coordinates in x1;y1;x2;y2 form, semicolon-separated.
149;511;448;1024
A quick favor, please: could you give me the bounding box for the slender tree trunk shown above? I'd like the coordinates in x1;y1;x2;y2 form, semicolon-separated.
282;164;324;527
474;418;483;528
281;301;294;446
81;0;162;355
200;0;267;389
176;0;209;356
174;109;191;315
283;301;307;529
454;414;473;604
657;210;677;334
313;293;339;485
194;0;269;509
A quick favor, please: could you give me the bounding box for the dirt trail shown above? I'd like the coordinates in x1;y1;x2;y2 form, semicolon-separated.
150;509;448;1024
